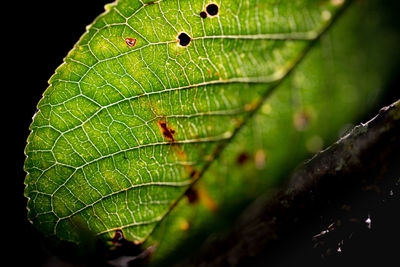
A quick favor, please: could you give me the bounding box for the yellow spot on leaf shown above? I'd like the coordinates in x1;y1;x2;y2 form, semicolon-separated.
261;103;272;115
179;219;190;231
254;149;267;170
198;183;218;212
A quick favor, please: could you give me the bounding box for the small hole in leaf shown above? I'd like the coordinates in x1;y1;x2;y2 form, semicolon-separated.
178;32;191;47
206;3;219;16
200;11;207;19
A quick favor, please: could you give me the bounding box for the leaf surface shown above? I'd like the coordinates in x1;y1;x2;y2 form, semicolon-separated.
24;0;346;243
145;0;400;262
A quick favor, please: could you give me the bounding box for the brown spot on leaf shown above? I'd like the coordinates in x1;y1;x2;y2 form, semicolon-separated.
186;165;198;180
125;37;137;47
185;187;199;204
189;169;197;178
200;11;207;18
158;121;175;142
237;152;250;165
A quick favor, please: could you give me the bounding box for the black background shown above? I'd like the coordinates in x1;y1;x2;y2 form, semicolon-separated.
8;1;400;266
10;1;113;266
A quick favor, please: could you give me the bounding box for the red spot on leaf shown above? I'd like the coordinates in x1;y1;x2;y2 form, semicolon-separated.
125;37;137;47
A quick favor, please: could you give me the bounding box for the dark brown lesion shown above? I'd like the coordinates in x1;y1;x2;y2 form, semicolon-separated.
185;187;199;204
236;152;250;165
158;121;176;142
189;169;197;178
145;0;157;5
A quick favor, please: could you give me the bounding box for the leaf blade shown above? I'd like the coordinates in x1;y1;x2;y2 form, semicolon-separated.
25;0;347;243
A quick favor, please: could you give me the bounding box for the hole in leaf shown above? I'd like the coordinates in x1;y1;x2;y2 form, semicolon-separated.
200;11;207;19
178;32;191;47
206;3;219;16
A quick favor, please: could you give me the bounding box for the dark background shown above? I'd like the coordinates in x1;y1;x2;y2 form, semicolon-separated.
8;1;400;266
10;1;113;266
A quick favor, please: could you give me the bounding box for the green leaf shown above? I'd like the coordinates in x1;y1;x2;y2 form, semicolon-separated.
24;0;348;243
146;1;400;264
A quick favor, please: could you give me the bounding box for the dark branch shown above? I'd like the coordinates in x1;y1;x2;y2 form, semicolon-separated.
180;99;400;266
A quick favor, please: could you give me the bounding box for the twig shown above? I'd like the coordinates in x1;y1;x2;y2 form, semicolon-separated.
180;100;400;266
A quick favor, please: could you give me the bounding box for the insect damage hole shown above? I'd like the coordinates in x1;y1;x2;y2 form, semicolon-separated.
178;32;191;47
206;3;219;16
